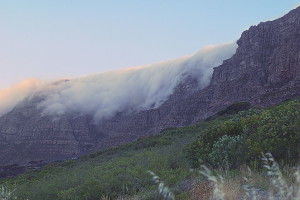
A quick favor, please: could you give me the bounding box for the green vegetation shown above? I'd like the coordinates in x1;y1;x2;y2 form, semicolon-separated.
0;99;299;199
1;124;203;200
186;99;300;169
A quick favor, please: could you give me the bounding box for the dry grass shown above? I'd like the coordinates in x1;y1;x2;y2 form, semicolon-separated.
191;178;242;200
101;195;142;200
222;178;243;200
189;154;300;200
100;195;111;200
190;181;213;200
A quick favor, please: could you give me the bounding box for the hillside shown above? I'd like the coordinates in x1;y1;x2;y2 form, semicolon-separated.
1;98;299;199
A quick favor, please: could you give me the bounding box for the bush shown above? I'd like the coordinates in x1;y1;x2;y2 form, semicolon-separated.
208;135;246;169
185;100;300;169
185;119;243;167
246;101;300;164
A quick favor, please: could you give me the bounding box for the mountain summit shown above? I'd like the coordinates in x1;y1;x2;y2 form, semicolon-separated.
0;7;299;165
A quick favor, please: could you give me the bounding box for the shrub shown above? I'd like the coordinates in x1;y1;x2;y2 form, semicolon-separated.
208;135;246;169
246;101;300;164
185;119;243;167
185;100;300;168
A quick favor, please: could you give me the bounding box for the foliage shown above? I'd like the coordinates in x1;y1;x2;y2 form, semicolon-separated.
246;101;300;163
185;119;243;167
1;124;199;200
185;99;300;168
208;135;245;169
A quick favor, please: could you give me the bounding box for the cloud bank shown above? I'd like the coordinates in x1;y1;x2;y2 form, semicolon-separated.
0;42;237;120
0;78;44;116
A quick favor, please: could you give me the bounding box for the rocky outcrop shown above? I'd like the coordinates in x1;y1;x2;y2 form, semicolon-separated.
0;7;300;165
209;7;300;108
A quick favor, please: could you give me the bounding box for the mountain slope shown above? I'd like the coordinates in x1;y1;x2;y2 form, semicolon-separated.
1;98;299;200
0;7;300;165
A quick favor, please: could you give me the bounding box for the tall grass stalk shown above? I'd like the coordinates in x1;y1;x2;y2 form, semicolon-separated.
148;171;175;200
262;153;299;200
0;186;17;200
194;153;300;200
197;165;225;200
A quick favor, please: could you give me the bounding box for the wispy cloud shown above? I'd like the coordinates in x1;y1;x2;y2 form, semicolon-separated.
0;42;237;121
0;78;44;116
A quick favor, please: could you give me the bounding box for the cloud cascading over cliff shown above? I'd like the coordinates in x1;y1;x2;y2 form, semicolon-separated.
0;42;237;121
0;78;44;117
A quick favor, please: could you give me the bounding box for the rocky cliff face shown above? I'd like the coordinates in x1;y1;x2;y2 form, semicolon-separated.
0;7;300;165
209;7;300;108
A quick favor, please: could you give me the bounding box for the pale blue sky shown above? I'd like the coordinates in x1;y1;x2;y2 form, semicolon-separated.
0;0;299;88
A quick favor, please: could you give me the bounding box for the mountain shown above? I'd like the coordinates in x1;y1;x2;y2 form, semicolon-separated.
0;7;300;166
2;98;299;199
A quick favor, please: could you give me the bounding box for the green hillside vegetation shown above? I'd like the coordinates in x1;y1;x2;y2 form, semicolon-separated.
1;99;299;200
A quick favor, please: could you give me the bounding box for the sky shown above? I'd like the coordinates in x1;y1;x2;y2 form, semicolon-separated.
0;0;299;89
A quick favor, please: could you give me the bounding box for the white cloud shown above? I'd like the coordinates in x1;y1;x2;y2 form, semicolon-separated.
0;42;238;121
0;78;44;116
